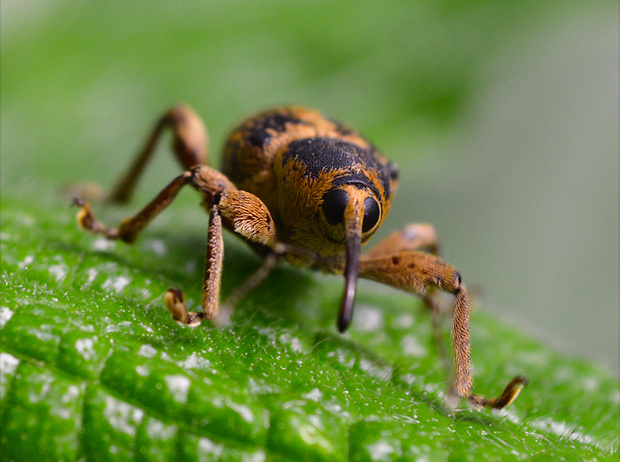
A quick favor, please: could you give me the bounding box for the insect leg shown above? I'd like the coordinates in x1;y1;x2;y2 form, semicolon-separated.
359;250;526;410
75;171;193;242
363;223;451;373
363;223;439;258
108;104;209;203
76;165;237;241
165;193;224;325
164;170;278;325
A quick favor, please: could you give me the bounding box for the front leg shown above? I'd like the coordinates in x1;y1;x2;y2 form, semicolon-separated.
363;222;446;312
359;250;527;409
76;165;277;326
164;183;279;325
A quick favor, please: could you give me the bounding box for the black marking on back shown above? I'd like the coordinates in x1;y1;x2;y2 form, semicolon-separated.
247;112;305;147
284;137;392;198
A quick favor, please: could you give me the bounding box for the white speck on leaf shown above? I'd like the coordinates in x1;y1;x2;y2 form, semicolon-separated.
0;307;14;328
164;374;191;404
75;337;97;361
395;313;414;329
178;352;212;370
135;365;149;377
529;417;594;445
301;388;323;402
104;320;132;334
144;238;167;256
138;344;157;358
86;267;98;284
400;334;426;357
228;402;255;423
198;437;224;457
0;353;20;400
61;384;81;405
359;358;391;381
34;328;56;342
93;237;116;252
145;418;175;439
0;352;19;371
279;332;304;353
354;304;385;331
18;255;34;269
367;441;396;460
102;275;130;294
255;325;277;343
104;396;144;436
48;263;69;282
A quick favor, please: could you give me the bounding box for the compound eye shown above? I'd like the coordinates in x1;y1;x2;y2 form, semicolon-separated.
362;197;380;233
322;189;349;226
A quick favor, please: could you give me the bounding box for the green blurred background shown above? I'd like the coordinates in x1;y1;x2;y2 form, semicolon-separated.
2;1;618;375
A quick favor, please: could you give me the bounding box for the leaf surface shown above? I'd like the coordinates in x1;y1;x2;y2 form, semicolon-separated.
1;193;618;461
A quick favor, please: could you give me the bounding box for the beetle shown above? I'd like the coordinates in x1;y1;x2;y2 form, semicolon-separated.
74;104;526;409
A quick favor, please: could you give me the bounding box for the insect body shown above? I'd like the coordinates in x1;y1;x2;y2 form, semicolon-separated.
221;108;397;332
75;105;526;409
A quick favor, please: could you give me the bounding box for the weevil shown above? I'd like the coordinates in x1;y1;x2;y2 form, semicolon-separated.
74;105;526;409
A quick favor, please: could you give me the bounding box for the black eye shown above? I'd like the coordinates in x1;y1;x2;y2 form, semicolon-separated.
362;197;380;232
322;189;349;225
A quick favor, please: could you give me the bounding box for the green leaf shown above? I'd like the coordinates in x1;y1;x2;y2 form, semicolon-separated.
2;1;617;460
1;190;618;461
